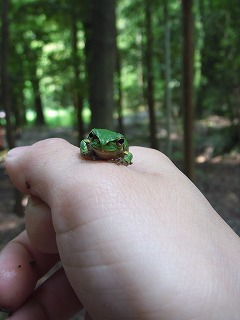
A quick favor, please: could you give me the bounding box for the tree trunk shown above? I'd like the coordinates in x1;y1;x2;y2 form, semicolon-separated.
1;0;24;216
87;0;116;130
145;0;158;149
16;88;27;127
71;9;84;141
32;75;45;126
164;1;172;157
182;0;195;180
0;0;15;149
31;60;45;126
116;47;124;133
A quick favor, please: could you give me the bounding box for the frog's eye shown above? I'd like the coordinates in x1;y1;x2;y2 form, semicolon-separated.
116;137;125;146
88;131;96;139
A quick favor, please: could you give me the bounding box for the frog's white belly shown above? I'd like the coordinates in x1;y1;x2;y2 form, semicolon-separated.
94;149;120;160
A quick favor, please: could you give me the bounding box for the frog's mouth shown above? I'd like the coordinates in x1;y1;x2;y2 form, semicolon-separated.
93;148;120;160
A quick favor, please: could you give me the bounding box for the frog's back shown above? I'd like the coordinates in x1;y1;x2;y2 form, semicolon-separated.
93;128;123;144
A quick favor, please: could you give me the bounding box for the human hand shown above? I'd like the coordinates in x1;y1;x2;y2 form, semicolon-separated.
1;139;240;320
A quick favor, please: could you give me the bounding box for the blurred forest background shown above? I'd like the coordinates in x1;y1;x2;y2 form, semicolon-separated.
0;0;239;158
0;0;240;317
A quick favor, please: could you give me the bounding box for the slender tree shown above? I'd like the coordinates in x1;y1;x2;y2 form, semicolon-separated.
87;0;116;129
116;47;124;133
182;0;195;180
70;6;84;141
1;0;24;216
31;71;45;126
24;47;45;126
144;0;158;149
1;0;15;149
164;0;172;157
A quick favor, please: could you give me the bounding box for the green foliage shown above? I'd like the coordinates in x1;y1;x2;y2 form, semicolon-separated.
26;105;90;127
1;0;239;147
197;0;240;119
5;0;87;127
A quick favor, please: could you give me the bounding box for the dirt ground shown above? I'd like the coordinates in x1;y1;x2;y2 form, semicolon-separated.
195;155;240;235
0;127;239;319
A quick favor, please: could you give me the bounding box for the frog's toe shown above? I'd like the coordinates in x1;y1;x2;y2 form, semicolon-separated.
116;158;131;166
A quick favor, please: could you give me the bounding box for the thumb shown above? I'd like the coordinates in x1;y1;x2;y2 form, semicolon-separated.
5;139;79;204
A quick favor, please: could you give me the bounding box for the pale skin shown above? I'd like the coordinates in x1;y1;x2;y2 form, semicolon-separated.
1;138;240;320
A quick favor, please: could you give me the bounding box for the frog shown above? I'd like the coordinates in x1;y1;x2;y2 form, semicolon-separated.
80;128;133;166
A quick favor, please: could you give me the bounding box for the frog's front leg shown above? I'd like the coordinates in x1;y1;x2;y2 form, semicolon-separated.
80;139;99;160
123;151;133;166
80;139;91;157
113;151;133;166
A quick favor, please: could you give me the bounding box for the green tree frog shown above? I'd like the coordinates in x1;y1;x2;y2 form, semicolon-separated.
80;128;133;166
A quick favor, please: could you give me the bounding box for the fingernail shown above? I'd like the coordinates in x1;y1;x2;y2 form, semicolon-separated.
7;146;29;159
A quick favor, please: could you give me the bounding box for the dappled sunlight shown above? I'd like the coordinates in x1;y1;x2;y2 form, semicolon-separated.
195;146;214;163
197;115;232;129
0;216;24;232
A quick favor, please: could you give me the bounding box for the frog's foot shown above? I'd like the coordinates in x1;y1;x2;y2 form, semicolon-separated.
123;151;133;166
108;156;132;166
116;158;131;166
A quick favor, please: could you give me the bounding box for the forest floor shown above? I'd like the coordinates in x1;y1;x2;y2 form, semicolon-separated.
0;121;239;319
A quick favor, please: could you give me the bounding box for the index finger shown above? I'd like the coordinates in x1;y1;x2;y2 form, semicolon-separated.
0;231;59;312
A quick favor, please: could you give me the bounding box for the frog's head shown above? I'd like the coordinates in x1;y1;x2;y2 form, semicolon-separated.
88;128;128;153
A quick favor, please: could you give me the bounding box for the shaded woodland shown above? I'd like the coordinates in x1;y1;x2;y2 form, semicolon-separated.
0;0;238;160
